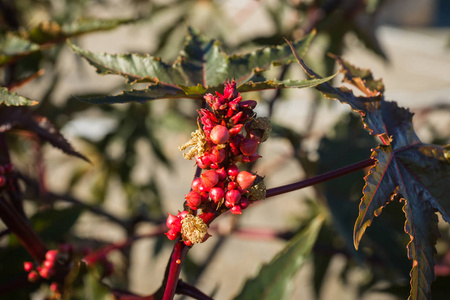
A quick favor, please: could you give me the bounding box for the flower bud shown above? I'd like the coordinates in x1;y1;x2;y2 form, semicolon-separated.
240;197;251;209
230;112;244;125
201;170;219;188
50;282;59;293
209;187;224;203
227;181;238;190
236;171;256;189
39;267;54;279
228;124;244;136
225;190;241;206
230;205;242;215
185;191;202;210
210;125;229;144
177;211;189;220
227;164;239;177
209;148;225;163
191;178;203;192
240;138;259;156
44;260;54;269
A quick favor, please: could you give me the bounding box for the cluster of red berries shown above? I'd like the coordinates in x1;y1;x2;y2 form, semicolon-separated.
0;163;14;189
24;245;73;293
167;80;270;244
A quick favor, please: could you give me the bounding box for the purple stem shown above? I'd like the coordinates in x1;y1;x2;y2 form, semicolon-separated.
266;158;375;198
162;242;189;300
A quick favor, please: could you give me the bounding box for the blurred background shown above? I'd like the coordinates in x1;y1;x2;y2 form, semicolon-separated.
1;0;449;299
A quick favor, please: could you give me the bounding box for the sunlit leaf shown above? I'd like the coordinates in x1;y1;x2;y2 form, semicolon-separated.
234;215;323;300
0;34;40;66
0;87;38;106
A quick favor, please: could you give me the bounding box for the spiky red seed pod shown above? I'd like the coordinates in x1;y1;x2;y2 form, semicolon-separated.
165;229;179;240
236;171;257;190
240;197;251;209
24;261;33;272
227;181;238;190
228;124;244;136
45;250;58;262
201;170;219;188
209;187;224;203
215;167;227;180
177;211;189;219
227;164;239;177
185;191;202;210
240;138;259;156
166;213;182;232
28;271;39;282
191;178;203;192
210;125;229;145
230;205;243;215
225;190;241;206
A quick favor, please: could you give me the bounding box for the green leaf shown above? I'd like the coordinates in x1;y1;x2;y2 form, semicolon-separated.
353;102;450;299
0;34;40;66
236;76;337;93
234;215;323;300
0;87;38;106
69;28;317;104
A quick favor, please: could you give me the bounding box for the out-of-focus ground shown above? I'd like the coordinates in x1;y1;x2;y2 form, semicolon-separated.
15;0;450;299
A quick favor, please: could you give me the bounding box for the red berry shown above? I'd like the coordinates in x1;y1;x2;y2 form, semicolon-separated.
45;250;58;262
210;125;229;144
230;205;243;215
194;156;208;169
240;197;251;209
209;187;224;203
191;178;203;192
225;190;241;206
209;148;225;164
39;266;54;279
28;271;39;282
240;138;259;156
177;211;189;219
227;165;239;177
185;191;202;210
236;171;256;190
201;170;219;188
50;282;59;292
44;260;54;269
184;240;193;247
24;261;34;272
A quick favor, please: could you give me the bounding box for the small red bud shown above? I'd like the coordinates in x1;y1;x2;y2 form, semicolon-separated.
201;170;219;188
166;213;181;232
50;282;59;293
191;178;203;192
184;240;193;246
209;148;226;164
209;187;224;203
215;167;227;180
24;261;33;272
45;250;58;262
231;205;243;215
28;271;39;282
39;267;54;279
230;111;244;125
210;125;229;144
240;138;259;156
228;124;244;136
177;211;189;219
225;190;241;206
236;171;256;189
227;165;239;177
240;197;251;209
44;260;54;269
194;156;208;169
227;181;238;190
185;191;202;210
239;100;257;109
165;229;179;240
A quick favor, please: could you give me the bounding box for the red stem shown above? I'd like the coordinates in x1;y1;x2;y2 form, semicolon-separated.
266;158;375;198
0;196;47;262
162;242;189;300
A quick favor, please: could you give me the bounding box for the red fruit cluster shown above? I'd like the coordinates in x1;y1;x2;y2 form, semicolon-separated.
24;245;73;293
168;80;270;243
